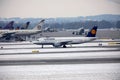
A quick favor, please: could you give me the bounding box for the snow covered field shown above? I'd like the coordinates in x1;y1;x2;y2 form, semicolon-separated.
0;39;120;80
0;63;120;80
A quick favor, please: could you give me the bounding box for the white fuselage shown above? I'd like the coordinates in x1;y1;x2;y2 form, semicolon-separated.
33;37;97;47
0;30;41;36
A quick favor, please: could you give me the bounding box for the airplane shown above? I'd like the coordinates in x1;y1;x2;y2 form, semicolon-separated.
3;21;14;30
15;19;45;36
32;26;98;48
43;27;57;32
0;21;15;41
72;27;85;35
15;21;30;30
0;21;28;41
1;21;30;30
0;19;45;41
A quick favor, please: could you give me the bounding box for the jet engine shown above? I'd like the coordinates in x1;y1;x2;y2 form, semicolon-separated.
53;42;62;48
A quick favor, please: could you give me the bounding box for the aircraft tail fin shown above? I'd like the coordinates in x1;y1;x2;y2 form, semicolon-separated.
3;21;14;30
21;21;30;29
86;26;98;37
33;19;45;30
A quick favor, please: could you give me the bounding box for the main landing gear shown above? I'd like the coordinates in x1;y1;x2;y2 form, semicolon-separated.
41;44;44;48
63;45;67;48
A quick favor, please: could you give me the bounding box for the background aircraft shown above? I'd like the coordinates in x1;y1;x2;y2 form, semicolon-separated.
72;27;85;35
0;19;45;41
0;21;15;41
1;21;30;30
21;22;30;29
3;21;14;30
43;27;57;32
33;26;98;48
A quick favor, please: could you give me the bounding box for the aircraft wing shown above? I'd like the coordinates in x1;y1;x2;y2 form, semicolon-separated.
56;40;72;45
59;40;72;44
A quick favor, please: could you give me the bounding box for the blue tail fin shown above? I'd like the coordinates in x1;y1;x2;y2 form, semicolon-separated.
26;22;30;29
21;21;30;29
86;26;98;37
3;21;14;29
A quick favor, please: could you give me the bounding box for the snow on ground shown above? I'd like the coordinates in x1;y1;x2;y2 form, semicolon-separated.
0;63;120;80
0;51;120;61
0;47;119;54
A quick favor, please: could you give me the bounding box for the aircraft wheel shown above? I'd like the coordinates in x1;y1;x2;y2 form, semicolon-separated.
41;45;43;48
63;45;66;48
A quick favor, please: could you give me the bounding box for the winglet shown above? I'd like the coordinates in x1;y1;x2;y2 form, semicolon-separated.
86;26;98;37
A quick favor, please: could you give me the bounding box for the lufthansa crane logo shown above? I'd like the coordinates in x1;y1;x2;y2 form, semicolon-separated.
91;29;96;34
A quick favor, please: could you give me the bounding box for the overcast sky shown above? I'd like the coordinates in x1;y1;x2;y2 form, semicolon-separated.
0;0;120;18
